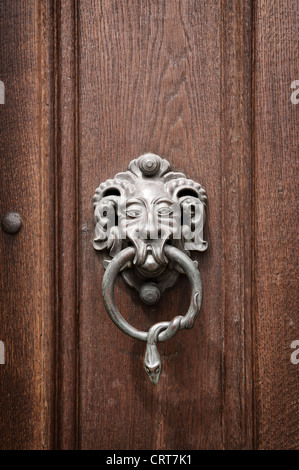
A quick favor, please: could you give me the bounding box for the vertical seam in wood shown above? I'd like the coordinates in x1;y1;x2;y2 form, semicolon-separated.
44;0;56;450
38;0;48;449
53;0;59;450
219;0;225;450
251;0;257;451
37;0;44;448
75;0;80;450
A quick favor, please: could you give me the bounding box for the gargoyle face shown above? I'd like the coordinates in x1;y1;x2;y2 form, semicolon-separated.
93;154;207;278
118;182;181;276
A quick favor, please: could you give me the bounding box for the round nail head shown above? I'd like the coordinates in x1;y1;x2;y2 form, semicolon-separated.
1;212;22;234
140;283;161;305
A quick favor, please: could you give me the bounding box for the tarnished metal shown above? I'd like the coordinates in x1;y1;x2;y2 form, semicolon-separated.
1;212;22;234
93;154;208;384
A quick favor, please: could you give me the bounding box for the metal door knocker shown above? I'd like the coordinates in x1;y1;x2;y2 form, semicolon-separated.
93;154;207;384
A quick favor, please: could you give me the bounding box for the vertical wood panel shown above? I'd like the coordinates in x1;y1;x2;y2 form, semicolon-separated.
254;0;299;449
220;0;253;449
78;0;253;449
53;0;79;450
0;0;55;449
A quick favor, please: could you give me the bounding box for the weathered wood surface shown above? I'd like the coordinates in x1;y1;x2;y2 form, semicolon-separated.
0;0;298;450
53;0;79;450
78;0;253;449
253;0;299;450
0;0;55;449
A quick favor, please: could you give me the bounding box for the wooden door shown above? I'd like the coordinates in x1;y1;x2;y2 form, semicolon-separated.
0;0;298;450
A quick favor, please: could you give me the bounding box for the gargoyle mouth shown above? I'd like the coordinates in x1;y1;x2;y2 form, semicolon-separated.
130;238;169;276
137;245;166;277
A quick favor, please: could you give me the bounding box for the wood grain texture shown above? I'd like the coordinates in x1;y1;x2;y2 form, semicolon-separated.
253;0;299;450
53;0;79;450
1;0;297;451
0;0;55;449
220;0;253;449
78;0;253;449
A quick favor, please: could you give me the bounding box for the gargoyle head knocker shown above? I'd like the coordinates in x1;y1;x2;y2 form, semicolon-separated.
93;153;207;304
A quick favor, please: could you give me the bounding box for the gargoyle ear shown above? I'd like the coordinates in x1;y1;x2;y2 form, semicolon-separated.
177;188;208;252
93;189;122;257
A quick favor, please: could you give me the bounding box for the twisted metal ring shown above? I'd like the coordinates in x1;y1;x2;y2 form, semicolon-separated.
102;245;203;344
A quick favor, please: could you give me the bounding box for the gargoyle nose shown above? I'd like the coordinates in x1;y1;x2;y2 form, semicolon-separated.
144;213;159;239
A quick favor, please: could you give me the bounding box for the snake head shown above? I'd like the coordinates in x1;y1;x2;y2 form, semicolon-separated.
144;343;162;385
144;363;161;385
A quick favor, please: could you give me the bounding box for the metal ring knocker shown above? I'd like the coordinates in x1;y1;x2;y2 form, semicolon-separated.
93;153;208;384
102;245;203;384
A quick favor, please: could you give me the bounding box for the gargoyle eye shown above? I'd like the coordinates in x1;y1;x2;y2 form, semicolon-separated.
157;207;173;216
126;209;142;218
